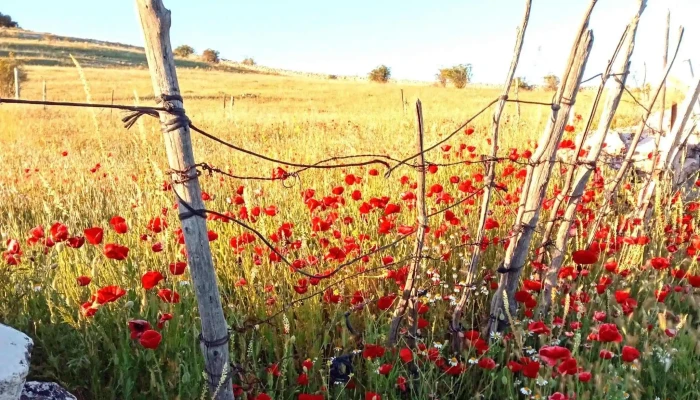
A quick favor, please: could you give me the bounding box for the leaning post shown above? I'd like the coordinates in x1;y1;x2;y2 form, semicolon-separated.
134;1;234;399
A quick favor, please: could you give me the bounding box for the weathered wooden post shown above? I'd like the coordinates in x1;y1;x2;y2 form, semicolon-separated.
42;80;47;109
135;1;234;399
388;99;427;348
487;0;596;334
14;67;20;99
450;0;531;352
537;0;647;315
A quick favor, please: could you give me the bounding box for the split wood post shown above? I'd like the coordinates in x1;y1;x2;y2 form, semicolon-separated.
586;27;685;248
135;1;234;399
487;3;596;335
401;89;405;113
514;77;521;126
534;4;641;266
14;67;20;99
537;0;647;316
387;99;427;348
449;0;532;353
636;75;700;221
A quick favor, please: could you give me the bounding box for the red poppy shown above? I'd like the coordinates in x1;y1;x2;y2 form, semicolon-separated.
297;373;309;386
484;218;500;230
523;359;540;378
478;357;496;370
84;227;103;245
362;343;385;359
578;371;592;382
365;392;381;400
377;294;396;310
688;275;700;288
157;288;180;303
599;350;614;359
399;347;413;363
147;217;168;233
49;222;69;242
255;394;272;400
650;257;670;270
169;261;187;275
377;363;393;375
621;346;640;362
67;236;85;248
128;319;152;339
597;323;623;343
384;203;401;215
104;243;129;260
539;346;571;366
572;249;598;264
139;329;162;349
96;285;126;304
528;321;551;335
142;271;165;289
110;216;128;234
549;393;569;400
76;276;91;286
557;357;577;375
157;313;173;329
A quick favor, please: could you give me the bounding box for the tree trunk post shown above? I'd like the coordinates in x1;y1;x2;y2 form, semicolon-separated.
387;99;427;348
450;0;532;353
134;1;234;399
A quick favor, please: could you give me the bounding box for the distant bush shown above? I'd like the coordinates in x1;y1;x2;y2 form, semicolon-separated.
0;12;19;28
368;65;391;83
242;58;256;66
201;49;220;63
328;74;338;80
515;77;533;91
544;74;560;91
174;45;195;58
437;64;473;89
0;56;26;97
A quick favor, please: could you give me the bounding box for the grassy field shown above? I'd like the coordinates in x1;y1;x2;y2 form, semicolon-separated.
1;57;699;400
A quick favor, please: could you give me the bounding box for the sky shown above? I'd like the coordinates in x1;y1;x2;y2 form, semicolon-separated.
4;0;700;86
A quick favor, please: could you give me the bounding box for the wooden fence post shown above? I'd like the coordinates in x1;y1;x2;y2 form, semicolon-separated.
42;80;47;109
135;1;234;399
586;27;685;248
14;67;20;99
450;0;531;352
537;0;647;316
387;99;427;348
487;0;596;335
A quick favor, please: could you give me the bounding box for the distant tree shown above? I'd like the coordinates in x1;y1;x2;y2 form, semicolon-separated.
0;55;25;97
543;74;560;91
437;64;473;89
174;45;195;58
0;12;19;28
515;76;533;91
201;49;220;63
368;65;391;83
241;57;256;66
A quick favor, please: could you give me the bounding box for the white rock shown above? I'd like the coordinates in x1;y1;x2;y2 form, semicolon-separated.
21;382;76;400
0;324;33;400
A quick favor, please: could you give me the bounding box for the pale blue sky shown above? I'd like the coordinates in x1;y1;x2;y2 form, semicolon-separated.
4;0;699;85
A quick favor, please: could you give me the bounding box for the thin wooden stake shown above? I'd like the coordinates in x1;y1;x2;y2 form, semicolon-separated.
135;1;234;399
401;89;405;113
387;99;426;348
42;80;47;109
14;67;20;99
450;0;532;352
111;89;115;116
659;10;670;133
